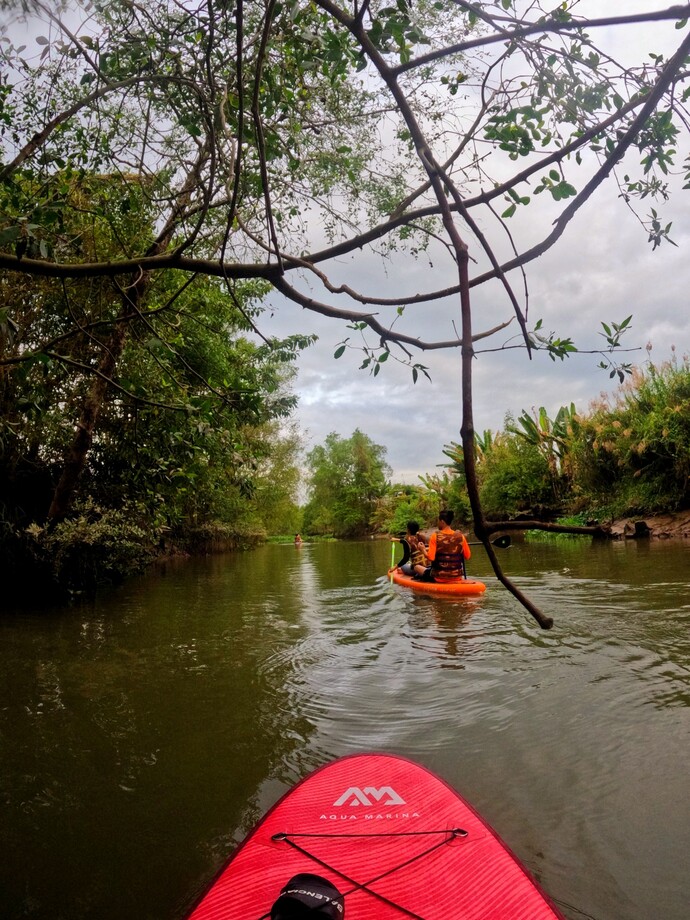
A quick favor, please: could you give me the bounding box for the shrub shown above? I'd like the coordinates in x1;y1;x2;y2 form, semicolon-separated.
23;500;161;595
568;356;690;515
479;434;554;518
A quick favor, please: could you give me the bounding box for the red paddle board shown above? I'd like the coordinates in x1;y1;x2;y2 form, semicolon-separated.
187;753;564;919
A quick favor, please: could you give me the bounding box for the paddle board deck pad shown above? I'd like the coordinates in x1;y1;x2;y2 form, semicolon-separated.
389;568;487;596
187;752;564;919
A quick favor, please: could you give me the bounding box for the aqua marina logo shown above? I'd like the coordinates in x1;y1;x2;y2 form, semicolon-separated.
332;786;406;807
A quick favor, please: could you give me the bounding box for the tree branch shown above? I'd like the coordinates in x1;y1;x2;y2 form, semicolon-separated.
392;4;690;77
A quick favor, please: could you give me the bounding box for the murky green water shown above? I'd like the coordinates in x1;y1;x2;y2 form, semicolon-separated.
1;538;689;919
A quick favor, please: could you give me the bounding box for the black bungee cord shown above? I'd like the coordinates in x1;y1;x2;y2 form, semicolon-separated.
256;826;469;920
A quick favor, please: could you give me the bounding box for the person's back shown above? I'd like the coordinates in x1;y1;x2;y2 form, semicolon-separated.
423;510;470;581
433;528;469;580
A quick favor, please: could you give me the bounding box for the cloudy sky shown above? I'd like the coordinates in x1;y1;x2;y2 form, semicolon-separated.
271;185;689;484
5;2;689;484
260;2;690;483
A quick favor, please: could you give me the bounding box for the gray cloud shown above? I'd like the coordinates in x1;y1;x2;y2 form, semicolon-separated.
268;167;689;482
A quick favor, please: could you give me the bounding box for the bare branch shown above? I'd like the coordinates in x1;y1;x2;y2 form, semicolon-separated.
392;3;690;77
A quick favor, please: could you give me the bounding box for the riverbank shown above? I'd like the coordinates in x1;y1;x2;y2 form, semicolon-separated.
1;519;266;605
609;509;690;540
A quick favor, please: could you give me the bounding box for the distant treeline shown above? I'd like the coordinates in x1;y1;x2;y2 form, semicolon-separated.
3;353;688;599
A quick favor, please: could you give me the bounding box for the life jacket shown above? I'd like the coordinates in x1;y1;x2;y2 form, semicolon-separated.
432;531;466;580
408;535;426;567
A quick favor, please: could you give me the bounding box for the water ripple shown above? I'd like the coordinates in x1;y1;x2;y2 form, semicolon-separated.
3;539;689;920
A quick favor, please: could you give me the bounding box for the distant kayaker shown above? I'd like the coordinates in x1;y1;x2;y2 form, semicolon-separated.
294;533;303;545
398;520;428;576
414;509;470;581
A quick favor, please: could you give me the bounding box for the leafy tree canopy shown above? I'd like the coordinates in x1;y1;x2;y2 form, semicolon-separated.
303;429;391;537
3;3;688;350
3;0;690;625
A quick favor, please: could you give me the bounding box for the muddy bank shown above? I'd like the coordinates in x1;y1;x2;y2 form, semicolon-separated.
608;510;690;540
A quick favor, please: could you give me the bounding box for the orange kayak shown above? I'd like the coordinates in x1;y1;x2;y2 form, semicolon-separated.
388;568;486;595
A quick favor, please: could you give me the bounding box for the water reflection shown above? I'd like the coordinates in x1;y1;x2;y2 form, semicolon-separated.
1;538;689;920
405;597;482;666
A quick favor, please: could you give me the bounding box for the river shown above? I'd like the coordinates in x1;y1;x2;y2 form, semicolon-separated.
1;537;689;919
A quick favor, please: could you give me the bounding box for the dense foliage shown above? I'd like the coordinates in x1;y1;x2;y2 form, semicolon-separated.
303;429;391;537
372;356;690;534
567;356;690;517
371;482;450;536
0;177;306;594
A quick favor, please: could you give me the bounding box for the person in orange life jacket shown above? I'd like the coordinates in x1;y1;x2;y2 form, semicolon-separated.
413;509;470;581
398;520;428;576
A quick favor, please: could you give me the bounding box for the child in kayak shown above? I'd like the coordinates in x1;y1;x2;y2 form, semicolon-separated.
398;520;428;576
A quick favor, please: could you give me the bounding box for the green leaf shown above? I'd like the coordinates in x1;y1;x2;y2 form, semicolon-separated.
334;345;346;359
0;226;21;246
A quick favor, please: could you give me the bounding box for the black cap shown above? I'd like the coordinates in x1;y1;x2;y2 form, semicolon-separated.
270;873;344;919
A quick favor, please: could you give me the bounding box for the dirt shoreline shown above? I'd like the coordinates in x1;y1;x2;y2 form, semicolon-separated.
608;510;690;540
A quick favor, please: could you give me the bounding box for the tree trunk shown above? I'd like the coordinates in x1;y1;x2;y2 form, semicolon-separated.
46;319;129;524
